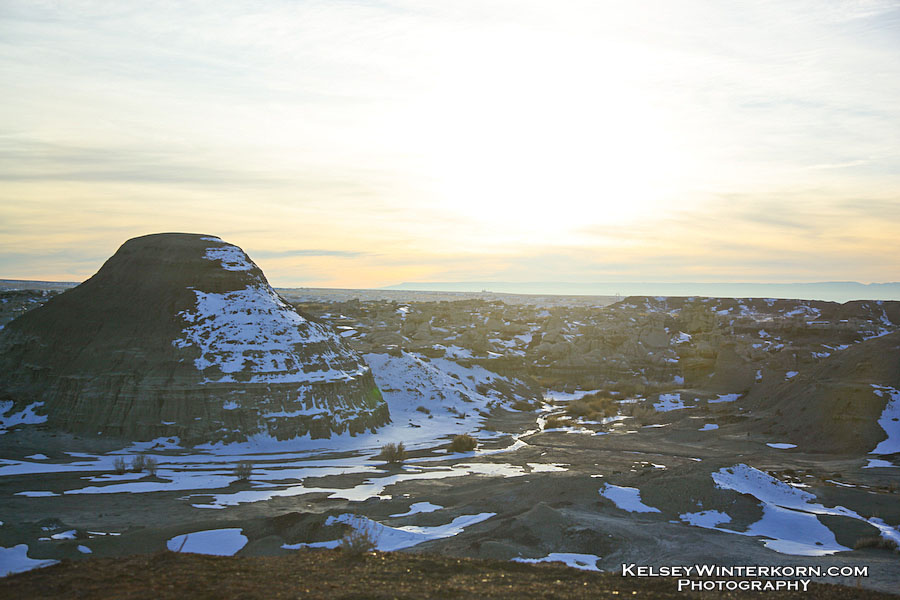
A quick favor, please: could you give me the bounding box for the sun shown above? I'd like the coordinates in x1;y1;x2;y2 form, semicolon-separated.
393;27;690;246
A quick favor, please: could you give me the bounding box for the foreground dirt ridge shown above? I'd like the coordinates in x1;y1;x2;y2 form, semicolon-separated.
1;550;896;600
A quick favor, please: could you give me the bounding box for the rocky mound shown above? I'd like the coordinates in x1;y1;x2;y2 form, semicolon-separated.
0;233;389;444
743;330;900;454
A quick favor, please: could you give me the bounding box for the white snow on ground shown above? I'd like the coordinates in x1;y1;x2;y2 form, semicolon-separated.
24;454;47;460
64;470;238;496
708;464;900;555
5;405;532;499
362;351;530;447
673;331;692;344
599;484;661;513
440;345;474;359
784;305;821;319
0;544;58;577
864;459;897;469
654;393;691;412
542;389;601;402
870;385;900;455
0;401;48;430
527;463;567;473
281;539;340;550
50;530;76;540
77;545;92;554
699;424;718;431
709;393;740;404
121;437;184;452
680;510;731;528
166;528;247;555
767;443;797;449
285;512;495;552
203;244;254;271
513;553;601;571
0;457;101;478
745;505;847;555
173;283;365;385
389;502;442;518
193;462;528;508
785;371;798;380
87;472;148;483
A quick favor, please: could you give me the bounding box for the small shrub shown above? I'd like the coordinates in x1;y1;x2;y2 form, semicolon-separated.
113;456;127;475
630;404;657;426
234;461;253;481
131;455;146;473
543;415;568;430
415;405;431;415
145;457;158;476
565;395;617;420
449;434;478;452
854;536;899;552
377;442;407;464
339;516;377;557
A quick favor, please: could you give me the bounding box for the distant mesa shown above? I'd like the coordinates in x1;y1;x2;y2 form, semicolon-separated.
0;233;389;445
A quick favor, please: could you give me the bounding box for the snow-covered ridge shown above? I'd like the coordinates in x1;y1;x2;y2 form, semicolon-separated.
203;243;255;272
362;351;533;444
173;282;367;385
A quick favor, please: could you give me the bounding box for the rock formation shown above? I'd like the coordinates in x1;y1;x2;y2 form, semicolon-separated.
0;233;389;444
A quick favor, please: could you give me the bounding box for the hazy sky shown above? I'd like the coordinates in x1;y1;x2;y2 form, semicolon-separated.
2;1;899;288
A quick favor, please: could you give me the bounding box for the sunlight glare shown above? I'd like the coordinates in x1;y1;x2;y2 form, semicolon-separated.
407;29;687;243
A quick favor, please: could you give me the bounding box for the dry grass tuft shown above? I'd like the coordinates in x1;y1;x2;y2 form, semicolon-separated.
449;434;478;452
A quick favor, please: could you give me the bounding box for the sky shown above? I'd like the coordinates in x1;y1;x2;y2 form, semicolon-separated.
1;0;899;289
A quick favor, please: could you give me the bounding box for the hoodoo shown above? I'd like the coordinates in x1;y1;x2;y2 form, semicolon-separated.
0;233;389;444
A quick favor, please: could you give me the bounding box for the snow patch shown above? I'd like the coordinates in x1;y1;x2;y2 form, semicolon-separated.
173;283;364;384
709;464;900;555
202;244;254;272
654;393;691;412
599;484;660;513
0;401;48;429
680;510;731;528
870;385;900;455
389;502;443;518
0;545;58;577
167;528;247;555
513;552;600;571
289;512;495;552
863;459;896;469
710;393;740;404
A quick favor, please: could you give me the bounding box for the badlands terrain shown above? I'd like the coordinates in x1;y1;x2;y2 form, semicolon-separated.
0;236;898;596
